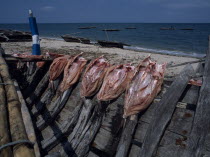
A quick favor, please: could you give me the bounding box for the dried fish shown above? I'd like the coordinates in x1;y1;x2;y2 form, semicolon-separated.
49;56;70;82
97;64;135;101
80;56;110;97
124;56;166;118
59;53;87;93
189;79;202;86
12;52;44;59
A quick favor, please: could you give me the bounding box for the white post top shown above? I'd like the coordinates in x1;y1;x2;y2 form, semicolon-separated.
29;10;33;17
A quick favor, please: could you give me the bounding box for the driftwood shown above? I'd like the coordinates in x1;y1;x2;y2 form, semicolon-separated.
139;64;195;157
0;77;12;157
14;80;41;157
183;37;210;157
0;53;35;156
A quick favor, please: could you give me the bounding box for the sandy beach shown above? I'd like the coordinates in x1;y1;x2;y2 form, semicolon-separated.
1;38;201;76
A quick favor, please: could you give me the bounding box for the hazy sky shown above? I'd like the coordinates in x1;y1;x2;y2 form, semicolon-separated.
1;0;210;23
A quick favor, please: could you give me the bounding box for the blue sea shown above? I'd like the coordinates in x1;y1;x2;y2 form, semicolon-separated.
0;23;210;58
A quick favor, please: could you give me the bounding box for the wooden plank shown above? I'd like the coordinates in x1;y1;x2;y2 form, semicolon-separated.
31;77;61;116
139;64;195;157
155;108;195;157
36;88;73;130
41;102;83;151
45;152;61;157
14;80;41;157
182;36;210;157
5;57;54;62
0;77;12;157
59;98;107;157
155;131;187;157
167;59;204;68
26;71;49;106
87;151;99;157
41;83;83;151
115;115;138;157
0;52;35;156
74;103;103;157
128;121;149;157
23;63;50;99
92;95;124;156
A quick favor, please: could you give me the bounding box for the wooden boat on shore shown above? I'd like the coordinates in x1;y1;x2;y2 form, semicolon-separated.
61;35;90;44
125;27;137;29
0;35;7;42
0;29;31;42
180;28;194;30
78;26;96;29
160;27;175;30
0;36;210;157
102;29;121;31
97;40;127;48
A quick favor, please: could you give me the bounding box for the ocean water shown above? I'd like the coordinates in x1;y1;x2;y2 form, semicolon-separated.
0;23;210;58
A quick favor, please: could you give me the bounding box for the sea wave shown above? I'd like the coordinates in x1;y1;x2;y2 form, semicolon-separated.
123;46;206;58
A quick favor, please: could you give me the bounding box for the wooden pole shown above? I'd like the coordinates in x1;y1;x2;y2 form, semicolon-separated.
0;76;12;157
0;53;35;157
14;80;40;157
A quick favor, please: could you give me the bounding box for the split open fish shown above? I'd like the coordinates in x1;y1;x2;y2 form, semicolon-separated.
59;53;87;93
80;56;110;97
49;55;70;82
97;64;135;101
124;56;166;118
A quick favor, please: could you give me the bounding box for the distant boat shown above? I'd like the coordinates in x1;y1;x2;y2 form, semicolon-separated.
125;27;137;29
0;35;7;42
78;26;97;29
0;30;31;42
180;28;194;30
61;35;90;44
160;27;175;30
102;29;121;32
97;40;128;48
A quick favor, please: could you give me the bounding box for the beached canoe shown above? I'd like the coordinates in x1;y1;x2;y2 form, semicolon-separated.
78;26;96;29
61;35;90;44
125;27;137;29
97;40;128;48
0;30;32;42
160;27;175;30
180;28;194;30
102;29;121;31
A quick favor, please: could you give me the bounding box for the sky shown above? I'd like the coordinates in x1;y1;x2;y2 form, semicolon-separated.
0;0;210;23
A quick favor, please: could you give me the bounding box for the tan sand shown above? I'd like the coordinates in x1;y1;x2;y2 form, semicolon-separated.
1;38;201;76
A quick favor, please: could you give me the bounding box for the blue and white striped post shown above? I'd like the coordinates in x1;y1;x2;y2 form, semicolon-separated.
28;10;41;55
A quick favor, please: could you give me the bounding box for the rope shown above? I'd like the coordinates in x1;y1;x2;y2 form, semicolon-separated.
0;140;34;151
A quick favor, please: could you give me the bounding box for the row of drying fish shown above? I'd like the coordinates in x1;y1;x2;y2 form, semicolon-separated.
13;52;166;118
46;53;166;118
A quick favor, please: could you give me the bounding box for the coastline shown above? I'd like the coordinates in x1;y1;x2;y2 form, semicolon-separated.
1;37;201;76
